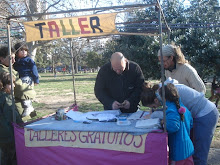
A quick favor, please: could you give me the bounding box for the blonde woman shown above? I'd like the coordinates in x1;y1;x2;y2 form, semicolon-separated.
158;44;206;93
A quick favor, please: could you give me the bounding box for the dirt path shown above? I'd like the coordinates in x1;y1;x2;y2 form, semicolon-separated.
208;148;220;165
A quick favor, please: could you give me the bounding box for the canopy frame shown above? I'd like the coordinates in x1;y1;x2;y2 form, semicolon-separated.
3;1;170;133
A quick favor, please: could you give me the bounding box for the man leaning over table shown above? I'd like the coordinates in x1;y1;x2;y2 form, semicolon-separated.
94;52;145;113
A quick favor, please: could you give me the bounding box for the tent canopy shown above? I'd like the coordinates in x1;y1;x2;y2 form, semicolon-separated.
3;1;170;132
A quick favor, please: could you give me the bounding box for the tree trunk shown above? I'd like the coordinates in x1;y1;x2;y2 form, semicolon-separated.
26;0;42;61
74;59;78;73
27;42;37;61
52;55;55;74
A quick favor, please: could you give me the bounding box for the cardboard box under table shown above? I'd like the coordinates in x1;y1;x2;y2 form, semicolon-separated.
14;115;168;165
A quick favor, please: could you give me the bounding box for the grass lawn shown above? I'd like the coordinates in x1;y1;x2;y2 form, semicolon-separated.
33;72;103;118
33;72;153;117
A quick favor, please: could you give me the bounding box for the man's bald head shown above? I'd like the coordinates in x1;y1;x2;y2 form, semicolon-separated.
111;52;127;74
111;52;124;61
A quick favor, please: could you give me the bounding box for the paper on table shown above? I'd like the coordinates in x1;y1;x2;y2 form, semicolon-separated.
135;118;161;129
127;110;150;120
151;111;163;120
86;113;117;122
66;111;89;122
66;110;121;122
86;110;121;121
86;110;121;116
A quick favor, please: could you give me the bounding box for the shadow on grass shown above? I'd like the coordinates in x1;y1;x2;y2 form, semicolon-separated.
32;102;46;108
40;73;96;78
79;102;103;112
39;73;97;83
39;77;96;83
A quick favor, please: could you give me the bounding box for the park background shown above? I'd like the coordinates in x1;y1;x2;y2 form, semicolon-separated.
0;0;219;164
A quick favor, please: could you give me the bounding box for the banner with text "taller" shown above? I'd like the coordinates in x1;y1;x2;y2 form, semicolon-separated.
24;13;119;42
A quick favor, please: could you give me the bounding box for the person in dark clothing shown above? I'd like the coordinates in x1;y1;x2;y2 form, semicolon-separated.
0;72;23;165
94;52;145;113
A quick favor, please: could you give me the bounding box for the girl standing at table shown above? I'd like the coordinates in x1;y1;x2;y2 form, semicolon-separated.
141;83;194;165
0;72;23;165
140;78;219;165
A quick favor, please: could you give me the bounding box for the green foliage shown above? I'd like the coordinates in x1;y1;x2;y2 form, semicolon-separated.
102;0;220;80
85;51;102;68
161;0;187;42
177;0;220;79
34;0;219;81
179;29;220;79
102;35;161;80
35;48;50;69
158;0;220;80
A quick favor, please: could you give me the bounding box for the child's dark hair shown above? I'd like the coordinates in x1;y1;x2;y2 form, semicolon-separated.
0;72;12;91
141;82;160;106
14;42;28;56
0;46;15;59
160;83;184;121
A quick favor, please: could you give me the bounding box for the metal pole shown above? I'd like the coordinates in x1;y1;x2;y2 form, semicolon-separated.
70;39;77;105
168;30;171;44
0;148;1;165
7;19;16;123
8;3;157;19
158;6;167;132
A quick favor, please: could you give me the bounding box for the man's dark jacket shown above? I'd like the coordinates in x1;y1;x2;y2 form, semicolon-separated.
94;60;144;113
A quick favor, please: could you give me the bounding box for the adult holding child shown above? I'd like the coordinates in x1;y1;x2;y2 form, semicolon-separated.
140;78;219;165
158;44;206;93
0;46;36;119
94;52;144;113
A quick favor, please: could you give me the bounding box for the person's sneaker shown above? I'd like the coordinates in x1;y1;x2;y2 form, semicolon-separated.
30;110;37;118
22;107;34;117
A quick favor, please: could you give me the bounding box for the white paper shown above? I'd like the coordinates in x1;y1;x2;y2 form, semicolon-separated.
116;120;131;126
86;110;121;121
66;111;89;122
66;110;121;122
127;110;150;120
135;118;161;129
151;111;163;120
86;110;121;116
86;113;117;121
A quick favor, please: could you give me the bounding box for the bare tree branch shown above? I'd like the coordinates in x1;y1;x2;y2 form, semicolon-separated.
94;0;100;8
24;0;33;21
2;0;16;16
45;0;61;12
38;0;62;20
